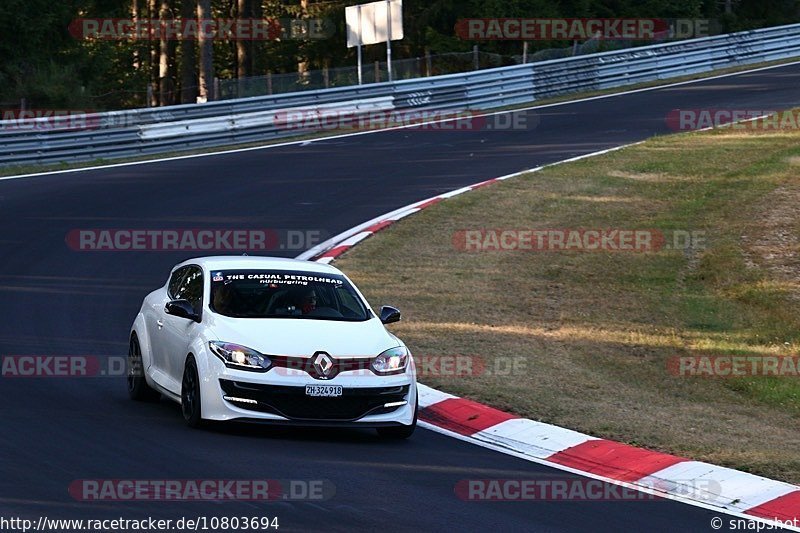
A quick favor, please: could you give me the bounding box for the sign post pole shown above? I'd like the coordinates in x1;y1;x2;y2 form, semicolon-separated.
357;5;363;84
386;0;393;82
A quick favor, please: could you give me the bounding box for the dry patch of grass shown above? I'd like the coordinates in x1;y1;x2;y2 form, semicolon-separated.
337;120;800;482
743;185;800;286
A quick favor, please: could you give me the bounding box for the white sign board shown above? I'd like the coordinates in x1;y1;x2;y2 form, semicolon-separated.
346;0;403;48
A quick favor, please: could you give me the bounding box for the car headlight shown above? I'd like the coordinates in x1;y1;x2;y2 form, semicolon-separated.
371;346;409;375
209;341;271;371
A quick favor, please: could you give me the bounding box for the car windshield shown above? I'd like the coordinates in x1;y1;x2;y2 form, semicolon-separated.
209;269;371;321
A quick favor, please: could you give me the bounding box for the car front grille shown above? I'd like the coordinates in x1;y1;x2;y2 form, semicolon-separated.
219;379;409;421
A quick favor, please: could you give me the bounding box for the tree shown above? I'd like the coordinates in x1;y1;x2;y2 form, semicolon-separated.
298;0;309;79
251;0;263;74
1;0;797;111
159;0;177;105
197;0;214;101
236;0;252;79
148;0;159;105
180;0;198;103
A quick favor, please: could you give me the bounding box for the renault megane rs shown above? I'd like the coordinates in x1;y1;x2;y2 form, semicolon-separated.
127;256;417;438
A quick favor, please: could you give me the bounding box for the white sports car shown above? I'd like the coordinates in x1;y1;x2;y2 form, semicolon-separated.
128;256;417;438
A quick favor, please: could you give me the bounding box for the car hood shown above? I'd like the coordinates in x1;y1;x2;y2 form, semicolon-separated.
206;315;400;357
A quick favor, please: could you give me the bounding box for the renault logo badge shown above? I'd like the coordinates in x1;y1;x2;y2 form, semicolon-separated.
312;352;334;378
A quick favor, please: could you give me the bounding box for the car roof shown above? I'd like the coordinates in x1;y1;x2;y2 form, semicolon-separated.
174;255;343;275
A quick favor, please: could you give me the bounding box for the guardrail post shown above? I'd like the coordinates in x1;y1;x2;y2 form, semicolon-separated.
374;61;380;83
473;45;479;69
267;72;273;95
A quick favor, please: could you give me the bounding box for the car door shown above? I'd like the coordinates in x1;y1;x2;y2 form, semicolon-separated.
160;265;204;394
146;266;188;392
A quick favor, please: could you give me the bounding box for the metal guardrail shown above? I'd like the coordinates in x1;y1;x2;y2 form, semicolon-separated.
2;23;800;168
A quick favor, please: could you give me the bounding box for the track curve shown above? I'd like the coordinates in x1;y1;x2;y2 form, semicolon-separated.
2;64;800;532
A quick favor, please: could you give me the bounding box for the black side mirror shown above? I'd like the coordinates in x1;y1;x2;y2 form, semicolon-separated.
379;306;401;325
165;299;201;322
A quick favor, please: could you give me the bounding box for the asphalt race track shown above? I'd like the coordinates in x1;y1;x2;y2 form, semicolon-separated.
1;63;800;532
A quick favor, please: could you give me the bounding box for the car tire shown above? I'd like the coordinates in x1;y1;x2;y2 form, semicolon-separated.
181;355;204;428
127;334;160;402
376;391;418;440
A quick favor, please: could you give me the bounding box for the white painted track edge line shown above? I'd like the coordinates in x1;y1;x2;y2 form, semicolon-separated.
300;141;643;261
2;59;799;182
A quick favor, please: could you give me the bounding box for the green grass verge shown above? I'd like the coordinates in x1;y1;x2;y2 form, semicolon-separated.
336;119;800;483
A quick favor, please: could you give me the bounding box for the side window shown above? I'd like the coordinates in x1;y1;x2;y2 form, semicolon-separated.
167;267;188;299
336;285;366;318
175;266;203;314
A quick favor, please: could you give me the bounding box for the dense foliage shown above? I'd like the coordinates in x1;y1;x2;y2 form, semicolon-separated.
0;0;797;110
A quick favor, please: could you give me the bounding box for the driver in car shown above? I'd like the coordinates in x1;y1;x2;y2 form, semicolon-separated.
298;288;317;315
212;282;235;315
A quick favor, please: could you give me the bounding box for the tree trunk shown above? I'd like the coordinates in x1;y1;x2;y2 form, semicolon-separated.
197;0;214;101
236;0;252;79
179;0;197;103
251;0;262;74
148;0;159;105
159;0;177;106
132;0;140;70
297;0;308;82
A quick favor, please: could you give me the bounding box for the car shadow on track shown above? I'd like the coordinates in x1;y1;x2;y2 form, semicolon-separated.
148;397;415;445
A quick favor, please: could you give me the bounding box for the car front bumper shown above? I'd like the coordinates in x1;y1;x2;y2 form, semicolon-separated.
198;355;417;427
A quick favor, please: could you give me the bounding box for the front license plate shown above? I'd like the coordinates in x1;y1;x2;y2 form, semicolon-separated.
305;385;343;397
